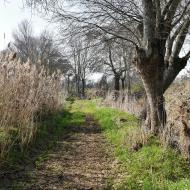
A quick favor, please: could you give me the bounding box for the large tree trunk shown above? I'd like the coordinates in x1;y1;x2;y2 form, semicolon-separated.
135;43;167;134
134;0;189;136
138;56;186;135
143;80;166;134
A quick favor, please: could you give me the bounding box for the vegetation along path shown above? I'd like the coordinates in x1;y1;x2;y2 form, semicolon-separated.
31;116;114;190
0;101;120;190
2;100;190;189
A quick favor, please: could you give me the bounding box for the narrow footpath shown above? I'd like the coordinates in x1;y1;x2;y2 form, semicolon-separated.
0;115;121;190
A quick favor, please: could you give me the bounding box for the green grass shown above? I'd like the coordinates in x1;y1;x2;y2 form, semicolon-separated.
69;99;190;190
6;101;86;168
5;99;190;190
0;100;88;189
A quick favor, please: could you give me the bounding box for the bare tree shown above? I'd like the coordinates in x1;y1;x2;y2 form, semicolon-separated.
13;20;37;63
26;0;190;135
13;20;68;74
68;34;97;98
37;30;69;73
100;38;132;93
133;0;190;134
120;41;133;97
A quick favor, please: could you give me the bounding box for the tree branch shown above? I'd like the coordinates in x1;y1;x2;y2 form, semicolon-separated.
163;57;187;92
142;0;155;45
170;18;190;62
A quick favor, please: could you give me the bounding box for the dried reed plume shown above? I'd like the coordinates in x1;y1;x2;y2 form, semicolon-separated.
0;53;64;159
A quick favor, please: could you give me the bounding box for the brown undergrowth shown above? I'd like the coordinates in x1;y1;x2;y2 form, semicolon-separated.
0;53;64;161
163;80;190;158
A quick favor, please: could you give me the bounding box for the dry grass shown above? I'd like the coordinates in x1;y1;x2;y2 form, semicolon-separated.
103;91;152;151
0;53;64;159
162;80;190;158
124;126;152;151
104;90;145;117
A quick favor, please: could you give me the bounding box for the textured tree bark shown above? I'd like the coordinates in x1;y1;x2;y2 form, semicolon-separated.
163;58;187;92
81;78;86;98
137;44;188;133
144;85;166;134
135;42;167;134
121;78;125;91
67;75;70;94
75;74;80;97
139;56;186;134
142;79;164;134
126;77;131;98
114;75;120;91
138;0;190;134
121;78;126;102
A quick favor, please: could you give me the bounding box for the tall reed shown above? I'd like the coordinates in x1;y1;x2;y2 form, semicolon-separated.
0;53;64;159
104;90;144;117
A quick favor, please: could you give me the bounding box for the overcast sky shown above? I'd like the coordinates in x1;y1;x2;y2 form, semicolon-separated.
0;0;49;50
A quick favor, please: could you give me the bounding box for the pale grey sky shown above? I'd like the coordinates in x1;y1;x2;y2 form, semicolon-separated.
0;0;189;76
0;0;49;50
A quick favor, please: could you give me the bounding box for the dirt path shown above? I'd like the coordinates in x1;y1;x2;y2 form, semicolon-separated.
1;115;117;190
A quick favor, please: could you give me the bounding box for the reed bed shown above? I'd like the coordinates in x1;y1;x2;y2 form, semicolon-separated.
104;90;144;117
0;53;64;159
